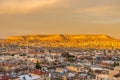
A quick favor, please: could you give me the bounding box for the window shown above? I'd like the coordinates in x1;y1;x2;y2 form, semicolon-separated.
22;76;26;80
29;74;32;77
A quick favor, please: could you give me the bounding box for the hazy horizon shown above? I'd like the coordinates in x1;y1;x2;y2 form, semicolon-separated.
0;0;120;38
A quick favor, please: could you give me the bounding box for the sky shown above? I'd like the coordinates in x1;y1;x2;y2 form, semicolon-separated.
0;0;120;39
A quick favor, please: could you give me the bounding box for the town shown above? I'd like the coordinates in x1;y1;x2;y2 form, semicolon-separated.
0;46;120;80
0;0;120;80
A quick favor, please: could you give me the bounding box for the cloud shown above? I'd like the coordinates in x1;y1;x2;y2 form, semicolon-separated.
0;0;60;14
75;5;120;17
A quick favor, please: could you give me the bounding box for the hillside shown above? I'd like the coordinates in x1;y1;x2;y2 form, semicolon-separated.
1;34;120;49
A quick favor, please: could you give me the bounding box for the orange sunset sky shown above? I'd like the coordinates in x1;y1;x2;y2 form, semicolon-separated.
0;0;120;38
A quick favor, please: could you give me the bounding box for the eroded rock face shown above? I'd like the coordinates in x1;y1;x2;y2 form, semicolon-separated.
1;34;120;49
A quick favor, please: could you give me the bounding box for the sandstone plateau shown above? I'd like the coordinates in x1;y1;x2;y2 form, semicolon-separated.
0;34;120;49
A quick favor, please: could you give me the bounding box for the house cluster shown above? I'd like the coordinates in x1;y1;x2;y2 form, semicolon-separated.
0;46;120;80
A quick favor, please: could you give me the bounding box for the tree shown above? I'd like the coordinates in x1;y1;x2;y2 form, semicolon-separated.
117;62;119;66
91;60;94;65
61;52;75;62
113;62;118;67
35;61;41;70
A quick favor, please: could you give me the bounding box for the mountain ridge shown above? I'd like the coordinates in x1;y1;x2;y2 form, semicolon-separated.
1;34;120;49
